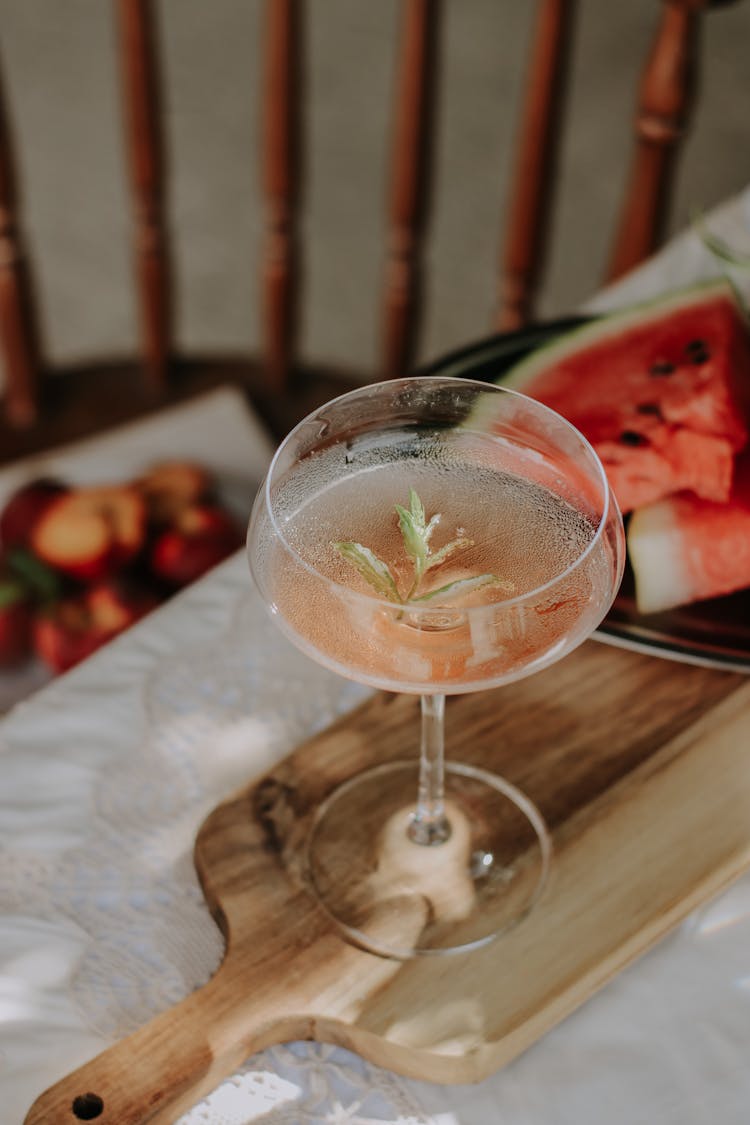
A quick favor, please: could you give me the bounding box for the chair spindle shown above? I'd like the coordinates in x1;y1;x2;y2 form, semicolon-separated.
117;0;172;391
607;0;708;282
497;0;576;332
0;59;40;427
261;0;302;392
381;0;441;379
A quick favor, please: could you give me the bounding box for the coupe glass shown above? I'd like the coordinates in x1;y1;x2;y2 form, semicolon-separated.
247;377;625;959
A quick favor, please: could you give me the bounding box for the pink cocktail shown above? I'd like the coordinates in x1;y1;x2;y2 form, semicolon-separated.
248;377;625;958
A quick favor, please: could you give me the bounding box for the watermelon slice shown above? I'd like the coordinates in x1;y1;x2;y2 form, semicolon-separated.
628;451;750;614
499;279;750;513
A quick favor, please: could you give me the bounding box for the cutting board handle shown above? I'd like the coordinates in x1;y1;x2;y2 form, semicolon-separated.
23;964;301;1125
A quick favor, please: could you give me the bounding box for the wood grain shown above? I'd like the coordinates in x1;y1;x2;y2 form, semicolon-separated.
1;4;735;447
0;54;41;426
261;0;303;392
606;0;707;283
497;0;575;332
117;0;172;391
381;0;441;378
23;641;750;1124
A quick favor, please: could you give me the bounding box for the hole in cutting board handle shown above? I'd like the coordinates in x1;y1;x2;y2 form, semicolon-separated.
72;1093;104;1119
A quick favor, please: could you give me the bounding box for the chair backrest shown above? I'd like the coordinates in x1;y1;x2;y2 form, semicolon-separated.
0;0;737;457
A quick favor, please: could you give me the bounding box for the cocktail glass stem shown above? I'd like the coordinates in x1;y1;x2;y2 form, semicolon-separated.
408;693;451;846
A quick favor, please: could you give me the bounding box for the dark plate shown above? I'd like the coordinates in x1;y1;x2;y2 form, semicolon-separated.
420;320;750;673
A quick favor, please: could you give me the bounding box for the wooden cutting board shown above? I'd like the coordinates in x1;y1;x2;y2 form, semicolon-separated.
24;641;750;1125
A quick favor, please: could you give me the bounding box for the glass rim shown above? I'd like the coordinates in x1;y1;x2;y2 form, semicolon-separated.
256;375;616;616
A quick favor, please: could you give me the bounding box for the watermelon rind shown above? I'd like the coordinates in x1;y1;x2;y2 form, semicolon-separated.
499;276;748;392
627;501;689;615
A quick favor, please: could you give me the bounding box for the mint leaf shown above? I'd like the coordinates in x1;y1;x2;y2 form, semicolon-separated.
409;488;426;528
333;489;513;608
395;504;427;572
331;541;402;602
396;490;448;595
412;573;515;604
424;536;474;571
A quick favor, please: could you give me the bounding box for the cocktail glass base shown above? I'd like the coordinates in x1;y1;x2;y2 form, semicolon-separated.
306;760;552;959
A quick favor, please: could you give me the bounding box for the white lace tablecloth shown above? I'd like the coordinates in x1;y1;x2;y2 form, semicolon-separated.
3;190;750;1124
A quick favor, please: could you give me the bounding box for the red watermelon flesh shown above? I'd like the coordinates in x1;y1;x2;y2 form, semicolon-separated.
502;279;750;513
628;451;750;614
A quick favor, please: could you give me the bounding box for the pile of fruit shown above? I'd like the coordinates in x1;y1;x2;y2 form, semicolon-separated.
0;462;243;673
498;277;750;614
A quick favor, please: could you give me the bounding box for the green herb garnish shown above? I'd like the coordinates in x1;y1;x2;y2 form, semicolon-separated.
332;488;513;606
6;548;61;605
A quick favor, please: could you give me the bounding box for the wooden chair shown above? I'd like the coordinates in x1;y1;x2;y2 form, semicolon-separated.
0;0;737;465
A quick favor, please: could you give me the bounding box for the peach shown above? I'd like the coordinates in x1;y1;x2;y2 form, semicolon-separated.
31;486;147;583
0;478;68;550
149;503;242;588
32;578;159;674
134;461;213;524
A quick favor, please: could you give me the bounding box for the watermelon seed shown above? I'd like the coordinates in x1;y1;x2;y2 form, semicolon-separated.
635;402;662;416
685;338;710;364
648;361;674;376
619;430;650;447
